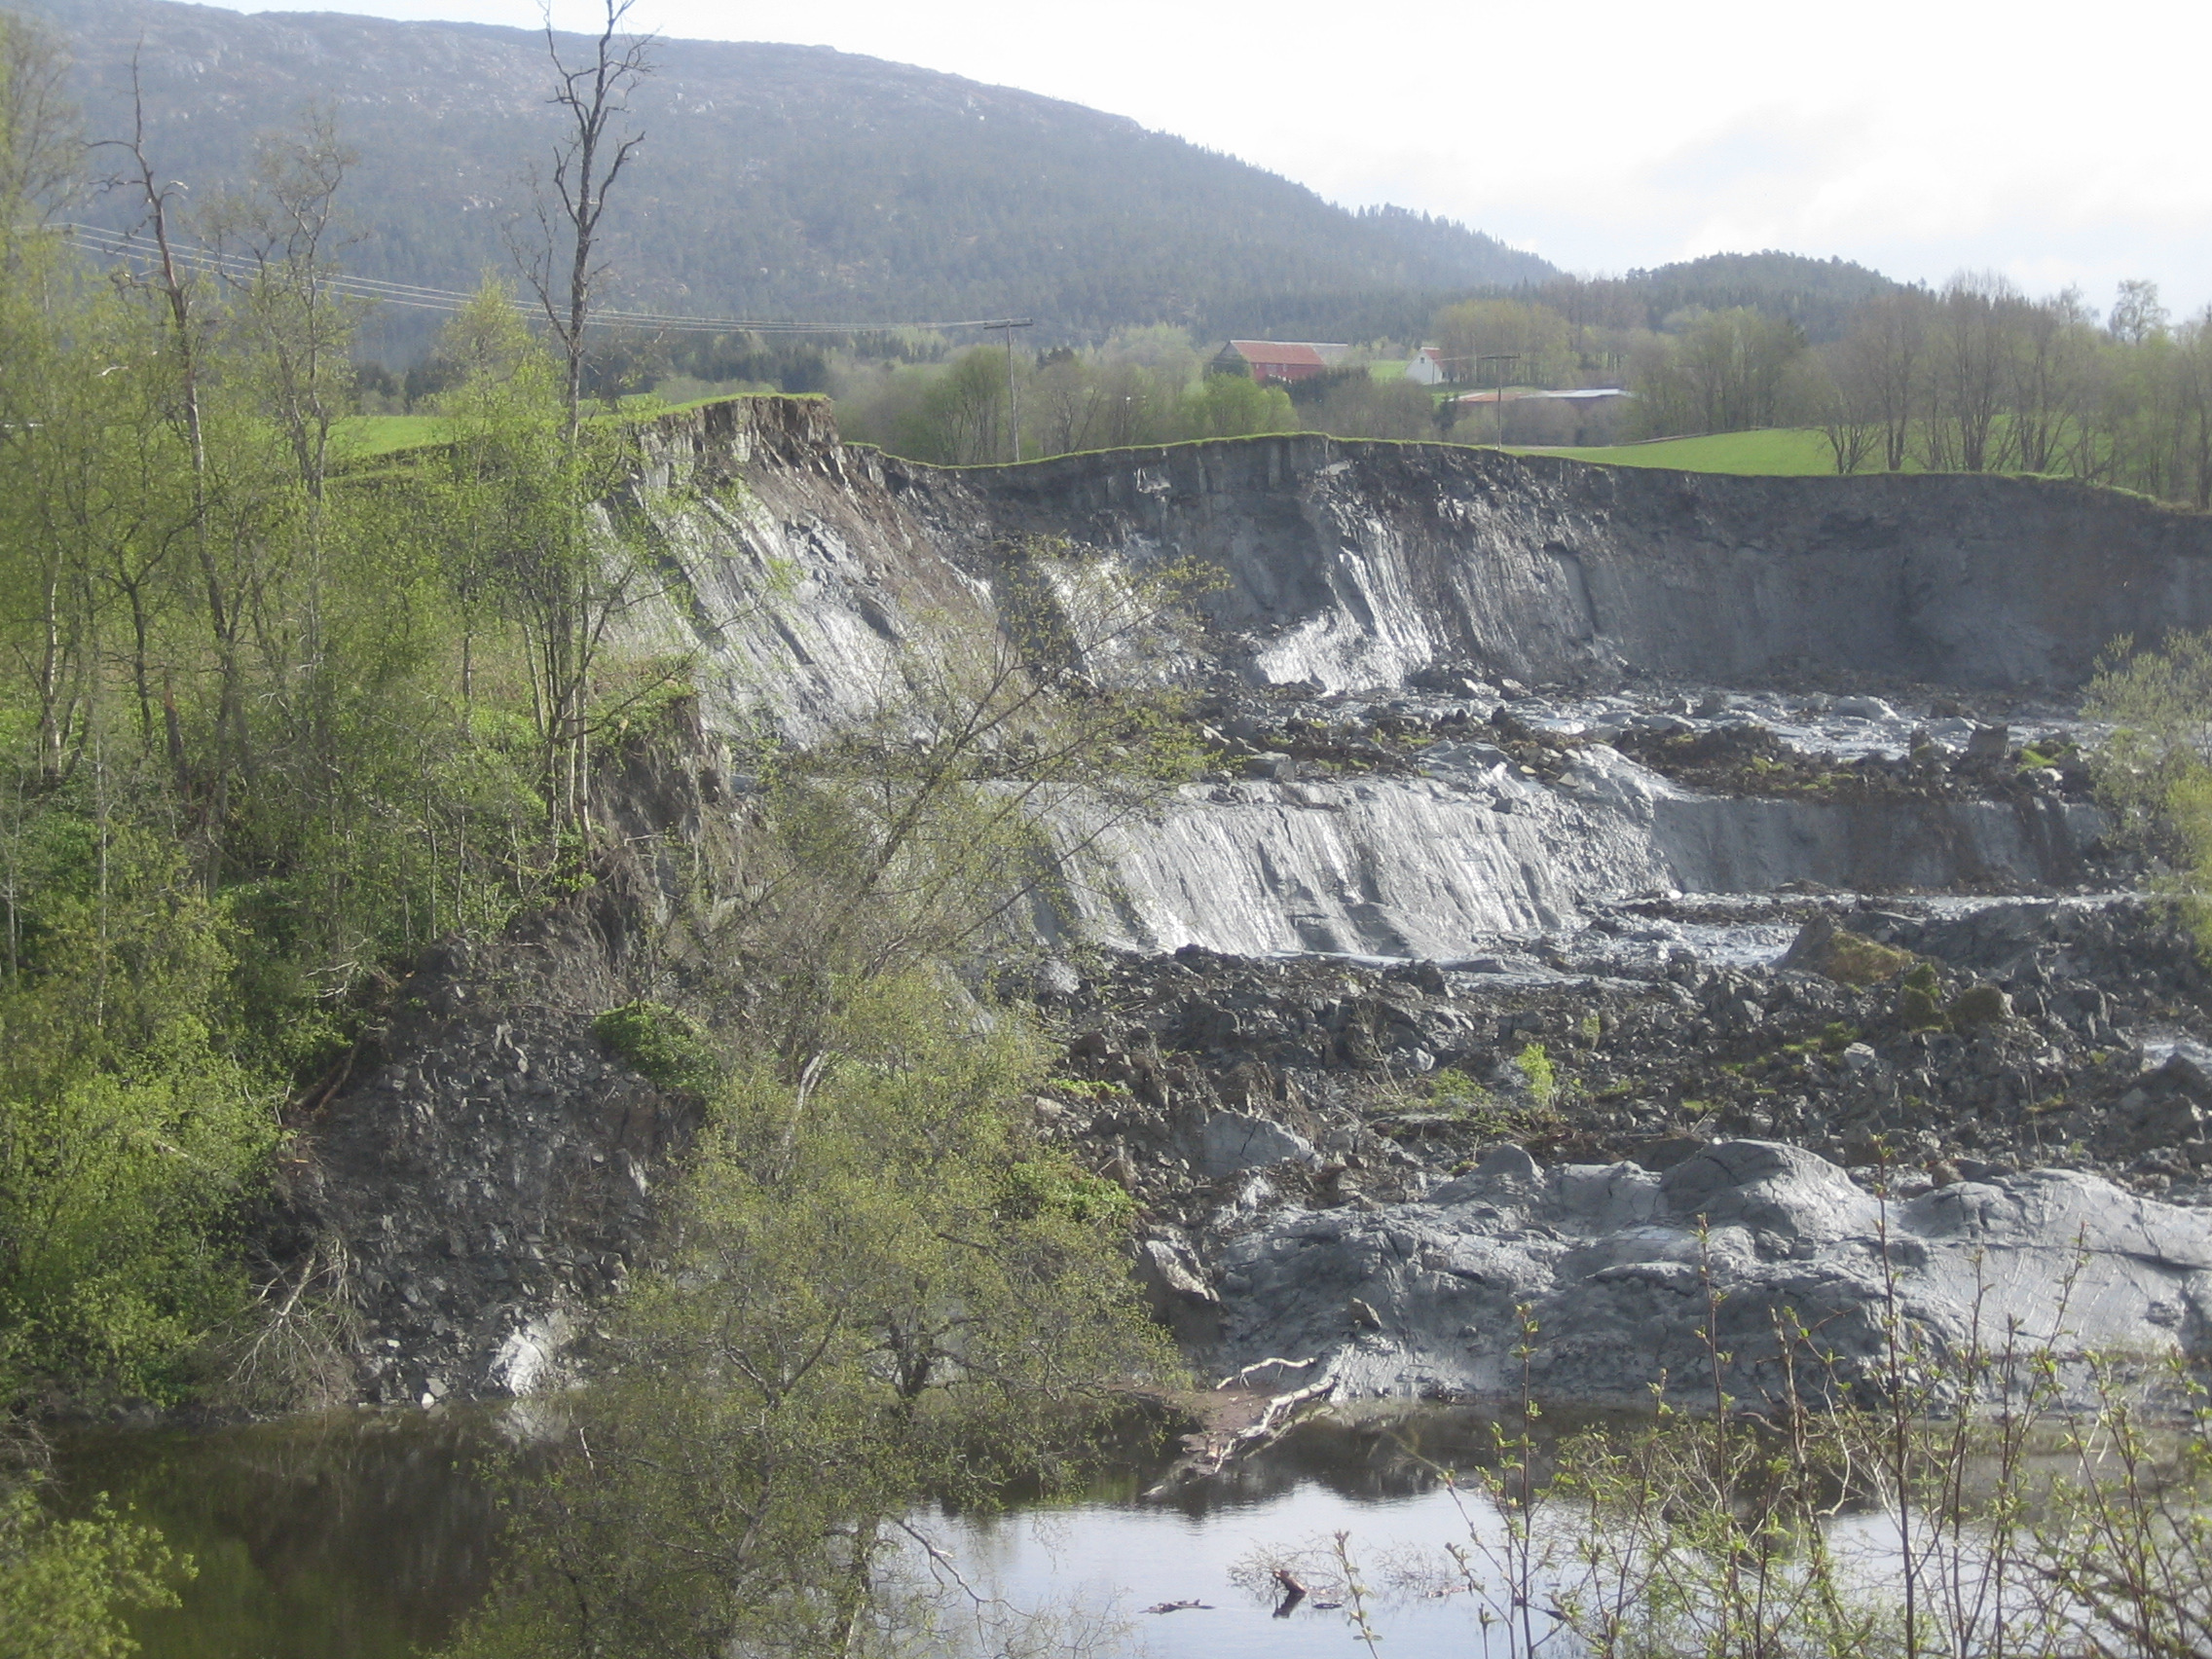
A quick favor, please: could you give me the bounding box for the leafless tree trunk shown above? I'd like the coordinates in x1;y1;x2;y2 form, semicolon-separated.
503;2;655;843
1813;341;1881;475
213;116;356;503
96;62;249;824
1926;275;2013;473
519;0;653;439
2006;290;2093;477
1847;292;1928;472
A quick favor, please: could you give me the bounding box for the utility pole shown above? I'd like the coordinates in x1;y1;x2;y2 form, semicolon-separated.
1477;352;1519;447
981;316;1034;461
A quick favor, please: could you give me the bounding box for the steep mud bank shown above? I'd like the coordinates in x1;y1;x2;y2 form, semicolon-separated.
1065;748;2095;959
626;401;2212;736
910;435;2212;693
287;719;733;1409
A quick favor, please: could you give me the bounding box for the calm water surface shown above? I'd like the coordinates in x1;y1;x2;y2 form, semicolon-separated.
54;1404;1553;1658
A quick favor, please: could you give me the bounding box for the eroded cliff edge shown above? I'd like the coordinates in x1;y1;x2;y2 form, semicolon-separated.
624;399;2212;735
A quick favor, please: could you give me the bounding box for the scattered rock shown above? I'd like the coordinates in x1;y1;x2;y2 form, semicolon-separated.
1200;1111;1315;1178
1212;1140;2212;1410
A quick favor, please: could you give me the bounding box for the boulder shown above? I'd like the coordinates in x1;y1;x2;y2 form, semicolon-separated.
1777;914;1916;985
1198;1110;1315;1178
1133;1230;1224;1345
1207;1140;2212;1410
1966;722;2011;763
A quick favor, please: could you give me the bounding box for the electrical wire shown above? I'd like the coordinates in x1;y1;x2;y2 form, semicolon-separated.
55;222;1030;336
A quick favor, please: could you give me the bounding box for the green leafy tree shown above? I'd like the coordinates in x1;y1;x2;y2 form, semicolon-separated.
1179;371;1296;439
0;824;276;1406
0;1479;187;1659
1431;297;1572;388
2085;630;2212;946
446;972;1174;1659
1631;307;1809;437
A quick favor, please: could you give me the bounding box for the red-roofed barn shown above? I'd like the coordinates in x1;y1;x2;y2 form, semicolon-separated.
1211;340;1350;384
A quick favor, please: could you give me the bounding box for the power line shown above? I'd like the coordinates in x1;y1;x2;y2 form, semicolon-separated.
55;223;1033;338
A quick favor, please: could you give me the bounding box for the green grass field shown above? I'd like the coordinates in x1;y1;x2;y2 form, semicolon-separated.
330;391;819;464
1510;427;1855;476
326;405;1920;487
330;414;446;458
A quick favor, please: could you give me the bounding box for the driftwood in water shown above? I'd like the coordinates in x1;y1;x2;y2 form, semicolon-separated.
1144;1353;1342;1494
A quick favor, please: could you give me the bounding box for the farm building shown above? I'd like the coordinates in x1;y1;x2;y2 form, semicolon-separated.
1451;387;1630;407
1403;347;1449;386
1211;340;1350;384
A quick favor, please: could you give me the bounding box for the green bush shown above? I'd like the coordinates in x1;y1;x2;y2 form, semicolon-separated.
0;829;277;1407
1001;1156;1137;1228
590;1001;723;1095
0;1480;187;1659
451;970;1175;1659
1514;1043;1559;1110
1424;1066;1490;1106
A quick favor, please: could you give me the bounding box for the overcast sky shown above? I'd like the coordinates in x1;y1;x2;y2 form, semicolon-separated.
241;0;2211;318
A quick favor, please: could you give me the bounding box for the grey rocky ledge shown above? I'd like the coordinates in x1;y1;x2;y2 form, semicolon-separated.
1208;1139;2212;1411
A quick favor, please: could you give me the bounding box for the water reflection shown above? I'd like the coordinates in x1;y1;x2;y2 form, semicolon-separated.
55;1409;502;1659
50;1402;1545;1659
942;1405;1575;1659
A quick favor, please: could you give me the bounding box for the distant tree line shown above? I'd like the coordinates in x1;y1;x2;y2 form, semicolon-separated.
1407;257;2212;505
1613;277;2212;503
1804;277;2212;499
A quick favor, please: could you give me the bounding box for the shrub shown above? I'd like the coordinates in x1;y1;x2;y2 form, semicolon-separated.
0;1481;187;1659
590;1001;722;1095
1001;1157;1137;1228
1513;1044;1558;1110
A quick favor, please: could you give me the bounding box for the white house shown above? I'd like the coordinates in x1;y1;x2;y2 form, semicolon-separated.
1403;347;1448;387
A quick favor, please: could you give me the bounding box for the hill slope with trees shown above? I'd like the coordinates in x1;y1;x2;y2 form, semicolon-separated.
22;0;1552;355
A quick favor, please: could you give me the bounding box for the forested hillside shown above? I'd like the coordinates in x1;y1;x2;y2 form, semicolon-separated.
20;0;1551;357
1524;251;1903;343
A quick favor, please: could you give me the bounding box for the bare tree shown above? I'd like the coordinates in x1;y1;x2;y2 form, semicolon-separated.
94;60;253;819
516;0;654;438
1030;352;1107;457
492;3;658;844
2006;289;2096;477
2110;279;2170;347
1925;275;2014;473
1810;341;1881;474
209;115;358;503
1845;291;1929;473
